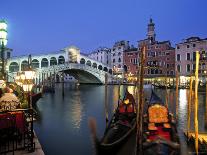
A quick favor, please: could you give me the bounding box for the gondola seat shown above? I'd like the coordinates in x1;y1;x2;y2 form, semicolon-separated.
148;123;157;131
163;123;171;129
148;104;168;123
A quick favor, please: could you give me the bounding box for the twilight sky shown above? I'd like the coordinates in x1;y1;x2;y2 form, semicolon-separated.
1;0;207;56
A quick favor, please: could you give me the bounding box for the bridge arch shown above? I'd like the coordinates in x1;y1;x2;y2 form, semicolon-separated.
41;58;49;68
98;65;102;70
9;62;19;72
21;60;28;71
31;59;39;69
50;57;57;66
86;60;91;66
80;58;85;64
58;55;65;65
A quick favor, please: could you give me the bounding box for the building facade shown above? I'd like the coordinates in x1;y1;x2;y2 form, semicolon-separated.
123;48;138;81
87;47;111;67
175;37;207;83
111;40;130;78
138;18;175;79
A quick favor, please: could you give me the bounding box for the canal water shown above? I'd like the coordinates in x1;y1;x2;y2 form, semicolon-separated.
34;83;207;155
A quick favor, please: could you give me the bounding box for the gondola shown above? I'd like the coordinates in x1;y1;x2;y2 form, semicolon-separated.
97;89;137;154
142;91;180;155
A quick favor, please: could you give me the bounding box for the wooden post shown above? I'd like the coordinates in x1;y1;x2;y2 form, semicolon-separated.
104;73;109;125
194;51;200;155
62;72;64;97
136;67;140;115
205;77;207;128
165;76;168;108
176;71;179;121
118;80;121;105
137;46;146;154
135;64;140;154
187;76;193;139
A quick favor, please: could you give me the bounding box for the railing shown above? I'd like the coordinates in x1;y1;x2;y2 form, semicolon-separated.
0;108;35;154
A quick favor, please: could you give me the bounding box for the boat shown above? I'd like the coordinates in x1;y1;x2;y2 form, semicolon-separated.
96;89;137;154
142;91;180;155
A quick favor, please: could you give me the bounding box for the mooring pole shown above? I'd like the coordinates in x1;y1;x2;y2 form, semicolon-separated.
205;76;207;128
176;71;179;121
165;75;168;108
187;76;193;140
137;46;145;155
194;51;200;155
104;73;109;125
62;72;64;97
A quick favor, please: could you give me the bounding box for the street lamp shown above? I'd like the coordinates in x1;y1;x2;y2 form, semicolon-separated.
0;20;8;80
22;68;35;151
14;55;36;151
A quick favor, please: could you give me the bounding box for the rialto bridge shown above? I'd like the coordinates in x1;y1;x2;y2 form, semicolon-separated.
6;46;113;84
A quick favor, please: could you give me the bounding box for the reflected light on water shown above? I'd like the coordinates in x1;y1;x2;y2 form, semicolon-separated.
71;92;83;130
178;89;188;128
179;89;187;111
113;86;119;111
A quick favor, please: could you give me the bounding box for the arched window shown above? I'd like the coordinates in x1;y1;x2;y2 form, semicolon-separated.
123;65;127;73
98;65;102;70
92;63;97;68
118;57;121;62
186;64;191;73
9;62;19;72
109;69;112;74
21;60;28;71
103;67;108;72
41;58;49;68
80;58;85;64
50;57;57;66
86;60;91;66
31;59;39;69
113;59;115;63
58;56;65;64
177;65;181;73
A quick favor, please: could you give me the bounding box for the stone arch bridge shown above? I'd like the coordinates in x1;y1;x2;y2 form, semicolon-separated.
6;46;112;84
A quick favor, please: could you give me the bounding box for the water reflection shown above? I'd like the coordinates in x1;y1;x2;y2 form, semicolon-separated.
70;91;83;130
34;84;207;155
178;89;188;128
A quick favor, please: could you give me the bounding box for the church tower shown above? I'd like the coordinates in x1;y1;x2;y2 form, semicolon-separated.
147;18;156;43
